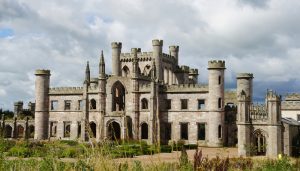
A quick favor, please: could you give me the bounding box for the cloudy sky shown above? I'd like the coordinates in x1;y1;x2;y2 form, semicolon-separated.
1;0;300;110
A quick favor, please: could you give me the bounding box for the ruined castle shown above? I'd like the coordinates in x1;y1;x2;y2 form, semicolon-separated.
1;39;299;157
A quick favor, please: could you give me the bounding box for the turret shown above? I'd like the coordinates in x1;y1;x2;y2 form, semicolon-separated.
131;48;139;78
207;60;226;147
266;90;281;124
98;50;106;139
111;42;122;76
85;61;90;85
169;45;179;64
14;101;23;117
237;73;253;102
34;69;50;140
152;39;163;81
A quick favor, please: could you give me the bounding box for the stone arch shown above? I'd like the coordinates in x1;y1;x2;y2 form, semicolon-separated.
252;129;267;156
107;120;121;140
90;99;96;110
141;98;148;109
4;125;12;138
28;125;34;138
89;122;96;138
122;65;130;77
141;122;148;139
17;125;24;138
111;81;126;111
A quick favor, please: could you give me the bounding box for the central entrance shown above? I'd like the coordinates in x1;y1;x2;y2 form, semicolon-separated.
108;121;121;140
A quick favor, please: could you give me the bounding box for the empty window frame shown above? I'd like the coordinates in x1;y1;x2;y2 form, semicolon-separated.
64;100;71;110
141;98;148;109
78;100;83;110
180;123;188;140
64;121;71;138
165;99;172;110
218;98;222;109
197;123;206;140
51;100;58;110
181;99;188;109
198;99;205;110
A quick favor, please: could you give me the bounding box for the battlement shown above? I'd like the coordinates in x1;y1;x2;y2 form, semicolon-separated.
189;68;198;75
49;87;83;95
35;69;51;75
163;84;208;93
180;65;190;73
236;73;254;79
169;45;179;52
208;60;225;69
131;48;141;54
111;42;122;48
284;93;300;101
152;39;163;46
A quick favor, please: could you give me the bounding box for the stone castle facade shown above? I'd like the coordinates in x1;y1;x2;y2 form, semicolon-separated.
1;39;299;157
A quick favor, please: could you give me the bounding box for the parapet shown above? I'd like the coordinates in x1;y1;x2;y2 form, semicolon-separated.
111;42;122;48
152;39;163;46
180;65;190;73
207;60;225;69
35;69;51;76
169;45;179;52
131;48;141;54
49;87;83;95
236;73;254;79
284;93;300;101
189;68;198;75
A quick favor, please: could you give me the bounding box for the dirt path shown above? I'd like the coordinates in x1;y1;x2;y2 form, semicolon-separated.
116;147;238;164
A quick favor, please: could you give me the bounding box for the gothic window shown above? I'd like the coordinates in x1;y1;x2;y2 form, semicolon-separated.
165;99;171;109
141;98;148;109
112;81;126;111
141;123;148;139
198;99;205;110
64;121;71;138
51;100;58;110
90;99;96;110
64;100;71;110
143;65;151;76
181;99;188;110
180;123;188;140
4;125;12;138
122;66;130;77
218;125;222;138
90;122;96;138
17;125;24;138
197;123;206;140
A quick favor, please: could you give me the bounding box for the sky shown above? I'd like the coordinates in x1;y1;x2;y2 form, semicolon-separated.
1;0;300;110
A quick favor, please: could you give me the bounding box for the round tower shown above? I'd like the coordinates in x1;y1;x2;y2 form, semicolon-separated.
152;39;163;81
207;60;225;147
34;69;50;140
236;73;253;101
169;45;179;64
111;42;122;76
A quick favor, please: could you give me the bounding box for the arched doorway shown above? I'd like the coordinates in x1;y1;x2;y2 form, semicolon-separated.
5;125;12;138
112;81;126;111
17;125;24;138
108;121;121;140
253;130;267;156
89;122;96;138
141;123;148;139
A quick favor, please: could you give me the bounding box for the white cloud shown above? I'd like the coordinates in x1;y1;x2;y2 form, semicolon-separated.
1;0;300;109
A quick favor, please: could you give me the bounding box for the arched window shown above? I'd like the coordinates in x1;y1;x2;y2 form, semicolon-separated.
218;125;222;138
90;122;96;138
90;99;96;110
143;65;151;76
107;121;121;140
141;98;148;109
218;98;222;109
112;81;126;111
64;122;71;138
141;123;148;139
122;66;130;77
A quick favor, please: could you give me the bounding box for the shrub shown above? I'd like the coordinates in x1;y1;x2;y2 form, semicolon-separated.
8;146;31;157
160;145;172;153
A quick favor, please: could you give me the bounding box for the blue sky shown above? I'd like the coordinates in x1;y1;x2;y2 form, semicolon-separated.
1;0;300;110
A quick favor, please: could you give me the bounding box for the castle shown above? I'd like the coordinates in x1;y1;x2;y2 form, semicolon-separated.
1;39;299;157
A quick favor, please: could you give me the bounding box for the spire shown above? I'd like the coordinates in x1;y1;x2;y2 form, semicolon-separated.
85;61;90;84
99;50;106;78
132;48;139;78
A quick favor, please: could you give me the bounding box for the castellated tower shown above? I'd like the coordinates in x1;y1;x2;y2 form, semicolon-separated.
266;91;282;157
111;42;122;76
169;45;179;65
34;69;50;140
152;39;163;81
207;60;225;147
236;73;253;156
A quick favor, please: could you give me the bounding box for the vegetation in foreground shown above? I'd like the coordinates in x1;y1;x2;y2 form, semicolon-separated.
0;138;299;171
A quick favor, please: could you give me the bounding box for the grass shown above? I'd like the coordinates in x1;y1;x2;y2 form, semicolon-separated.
0;138;299;171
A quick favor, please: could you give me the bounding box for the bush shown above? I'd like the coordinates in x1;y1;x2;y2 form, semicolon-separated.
8;146;31;157
160;145;172;153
